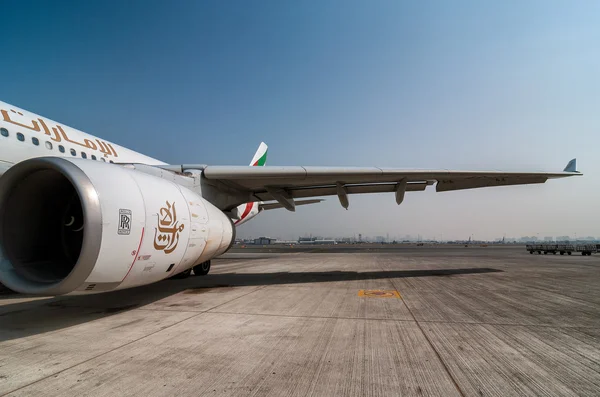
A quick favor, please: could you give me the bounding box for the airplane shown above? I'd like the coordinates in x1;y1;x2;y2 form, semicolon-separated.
0;100;581;296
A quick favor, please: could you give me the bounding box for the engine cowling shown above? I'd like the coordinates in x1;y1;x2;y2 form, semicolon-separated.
0;157;234;295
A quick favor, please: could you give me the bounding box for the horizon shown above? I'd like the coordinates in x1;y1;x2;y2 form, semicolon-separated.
237;233;599;243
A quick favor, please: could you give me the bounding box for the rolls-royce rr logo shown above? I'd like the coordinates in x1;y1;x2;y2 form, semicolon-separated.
118;209;132;235
154;201;184;254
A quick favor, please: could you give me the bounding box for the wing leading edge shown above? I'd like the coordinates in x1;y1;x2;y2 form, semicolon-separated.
199;159;581;211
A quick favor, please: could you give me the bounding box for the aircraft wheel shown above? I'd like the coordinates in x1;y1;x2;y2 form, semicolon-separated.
529;251;533;254
194;260;211;276
567;252;571;255
560;252;564;255
544;252;547;255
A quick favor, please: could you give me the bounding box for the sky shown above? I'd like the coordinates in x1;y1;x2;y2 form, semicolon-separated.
2;1;599;240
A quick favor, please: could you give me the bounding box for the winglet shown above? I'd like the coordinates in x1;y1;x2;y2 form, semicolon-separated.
563;158;578;173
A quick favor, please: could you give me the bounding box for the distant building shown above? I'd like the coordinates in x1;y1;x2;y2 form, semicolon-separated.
253;237;276;245
544;237;554;242
556;236;571;242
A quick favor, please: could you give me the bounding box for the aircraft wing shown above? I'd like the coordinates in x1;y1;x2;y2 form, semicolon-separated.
196;159;581;211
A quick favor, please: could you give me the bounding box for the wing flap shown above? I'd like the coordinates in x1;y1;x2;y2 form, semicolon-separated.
254;181;431;201
436;176;548;192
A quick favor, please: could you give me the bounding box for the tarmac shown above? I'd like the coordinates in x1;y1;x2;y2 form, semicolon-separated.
0;245;599;396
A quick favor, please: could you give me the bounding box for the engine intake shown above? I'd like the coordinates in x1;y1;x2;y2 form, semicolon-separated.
0;158;102;295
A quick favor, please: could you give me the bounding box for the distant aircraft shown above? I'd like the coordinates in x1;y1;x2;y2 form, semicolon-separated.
0;101;581;295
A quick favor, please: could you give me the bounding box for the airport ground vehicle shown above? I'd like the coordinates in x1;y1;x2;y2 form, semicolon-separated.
576;244;598;256
526;244;598;256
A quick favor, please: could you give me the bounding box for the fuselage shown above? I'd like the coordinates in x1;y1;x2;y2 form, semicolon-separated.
0;101;257;226
0;101;166;174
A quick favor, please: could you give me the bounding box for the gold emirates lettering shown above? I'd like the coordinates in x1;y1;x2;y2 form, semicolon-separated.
154;201;184;254
1;108;118;158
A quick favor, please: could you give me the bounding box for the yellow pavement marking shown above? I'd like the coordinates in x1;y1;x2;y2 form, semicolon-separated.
358;290;401;298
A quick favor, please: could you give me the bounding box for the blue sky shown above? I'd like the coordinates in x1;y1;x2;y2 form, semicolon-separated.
3;1;599;240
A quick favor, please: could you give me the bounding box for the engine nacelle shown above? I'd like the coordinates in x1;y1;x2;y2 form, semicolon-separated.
0;157;234;295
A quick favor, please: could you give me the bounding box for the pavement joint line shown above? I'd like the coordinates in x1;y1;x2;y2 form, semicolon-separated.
383;263;467;397
204;310;599;329
136;308;206;313
207;310;419;322
0;283;270;397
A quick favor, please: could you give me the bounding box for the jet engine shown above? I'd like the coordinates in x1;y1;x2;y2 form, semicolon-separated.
0;157;234;295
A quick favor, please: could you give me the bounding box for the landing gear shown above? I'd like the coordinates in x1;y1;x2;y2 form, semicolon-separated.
194;260;211;276
170;268;192;279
